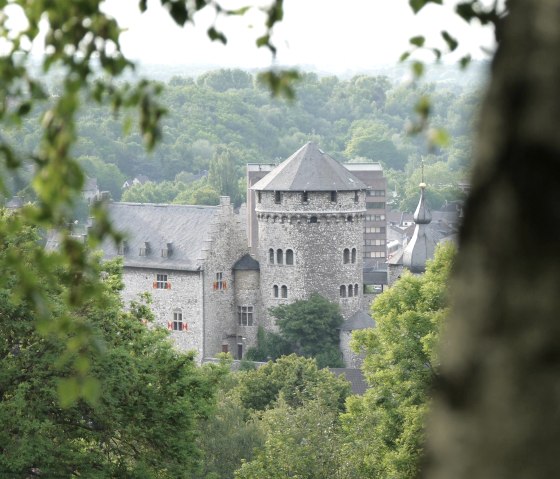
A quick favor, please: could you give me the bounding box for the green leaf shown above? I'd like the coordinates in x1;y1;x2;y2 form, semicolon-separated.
412;61;424;78
460;54;472;69
58;378;80;408
409;35;425;47
169;2;189;26
409;0;443;14
432;48;442;61
400;51;411;62
256;34;270;48
429;128;450;147
82;377;101;406
456;2;477;22
415;95;431;118
441;31;458;51
227;6;251;15
139;0;148;12
207;27;227;44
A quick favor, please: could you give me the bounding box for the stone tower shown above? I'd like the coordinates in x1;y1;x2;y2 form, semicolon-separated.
251;142;368;328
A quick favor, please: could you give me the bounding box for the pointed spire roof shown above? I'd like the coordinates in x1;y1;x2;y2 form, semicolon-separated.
251;142;367;191
413;183;432;224
402;182;437;274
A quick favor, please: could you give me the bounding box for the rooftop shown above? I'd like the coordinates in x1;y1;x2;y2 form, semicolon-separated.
251;142;368;192
102;202;220;271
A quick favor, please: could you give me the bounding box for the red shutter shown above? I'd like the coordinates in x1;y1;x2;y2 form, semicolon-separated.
182;322;188;331
167;321;172;330
223;281;227;290
153;281;157;288
167;282;171;289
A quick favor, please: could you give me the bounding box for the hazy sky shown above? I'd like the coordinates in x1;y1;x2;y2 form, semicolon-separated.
102;0;496;71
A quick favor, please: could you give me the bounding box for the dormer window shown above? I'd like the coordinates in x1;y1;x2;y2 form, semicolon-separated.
161;242;173;258
274;191;282;204
139;241;151;256
117;240;128;256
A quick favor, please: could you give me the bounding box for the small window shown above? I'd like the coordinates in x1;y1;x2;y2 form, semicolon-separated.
273;285;279;298
139;242;150;256
347;215;353;222
354;284;359;296
277;249;283;265
155;273;169;289
238;305;254;326
302;191;308;202
275;191;282;204
309;216;318;223
269;248;275;264
354;191;359;203
351;248;357;263
237;343;243;359
286;249;294;265
257;191;262;203
340;285;347;298
281;285;288;298
214;272;226;291
348;284;353;297
343;248;350;264
117;241;128;256
369;202;386;209
171;310;186;331
330;191;337;202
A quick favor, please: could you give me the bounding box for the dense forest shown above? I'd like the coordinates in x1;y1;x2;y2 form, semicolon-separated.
3;67;482;211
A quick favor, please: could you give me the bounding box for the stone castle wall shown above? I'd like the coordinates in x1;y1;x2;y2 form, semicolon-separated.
201;197;251;359
256;190;366;325
121;266;203;354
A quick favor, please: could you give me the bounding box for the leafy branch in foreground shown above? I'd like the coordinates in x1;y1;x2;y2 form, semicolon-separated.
0;0;297;404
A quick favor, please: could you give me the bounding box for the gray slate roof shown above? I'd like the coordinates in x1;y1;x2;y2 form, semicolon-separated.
251;142;367;192
102;202;219;271
329;368;368;395
233;254;260;271
340;310;376;331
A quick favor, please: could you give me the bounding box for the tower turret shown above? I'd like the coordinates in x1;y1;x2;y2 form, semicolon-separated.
252;142;368;326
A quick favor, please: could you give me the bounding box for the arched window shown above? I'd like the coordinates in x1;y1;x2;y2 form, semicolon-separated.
269;248;275;264
277;249;283;264
340;285;347;298
354;284;359;296
309;216;318;223
273;285;279;298
348;284;353;297
281;285;288;298
343;248;350;264
351;248;357;263
286;249;294;265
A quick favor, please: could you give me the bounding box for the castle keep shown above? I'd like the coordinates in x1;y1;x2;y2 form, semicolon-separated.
101;142;379;364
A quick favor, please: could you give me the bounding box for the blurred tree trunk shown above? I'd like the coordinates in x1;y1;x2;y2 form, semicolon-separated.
423;0;560;478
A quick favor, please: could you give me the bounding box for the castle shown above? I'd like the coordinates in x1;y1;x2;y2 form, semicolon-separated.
101;142;394;366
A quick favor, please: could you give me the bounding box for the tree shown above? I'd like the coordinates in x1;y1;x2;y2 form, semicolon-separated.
234;354;350;413
420;2;560;478
247;294;345;368
235;398;347;479
0;215;217;477
341;243;455;479
208;146;240;204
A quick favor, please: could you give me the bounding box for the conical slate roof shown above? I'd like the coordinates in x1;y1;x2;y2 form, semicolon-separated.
251;142;367;192
339;310;376;331
233;254;260;271
403;184;437;274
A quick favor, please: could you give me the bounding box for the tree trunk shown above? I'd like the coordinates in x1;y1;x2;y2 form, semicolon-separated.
423;1;560;478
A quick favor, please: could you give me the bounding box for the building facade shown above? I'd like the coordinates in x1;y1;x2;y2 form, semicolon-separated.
101;143;376;365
